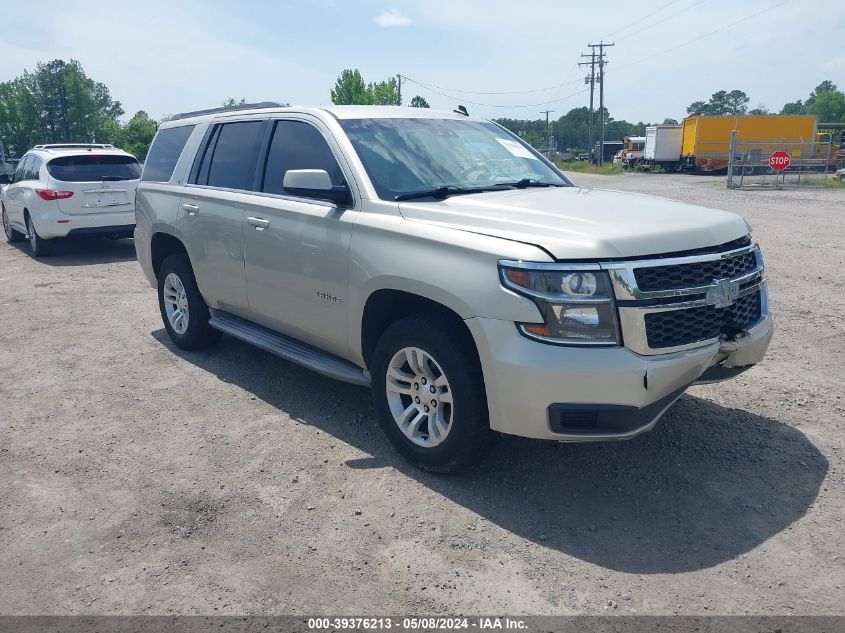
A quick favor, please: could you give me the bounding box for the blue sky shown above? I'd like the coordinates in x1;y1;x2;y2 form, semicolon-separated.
0;0;842;123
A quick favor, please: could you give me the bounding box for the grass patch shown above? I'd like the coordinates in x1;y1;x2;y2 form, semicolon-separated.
804;176;845;188
557;160;623;175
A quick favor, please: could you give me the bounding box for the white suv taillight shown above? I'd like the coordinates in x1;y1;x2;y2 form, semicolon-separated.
35;189;74;201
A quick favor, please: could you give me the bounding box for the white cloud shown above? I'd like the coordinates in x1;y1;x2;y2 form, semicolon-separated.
374;8;412;27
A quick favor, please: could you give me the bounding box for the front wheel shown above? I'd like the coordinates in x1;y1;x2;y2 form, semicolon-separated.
2;206;24;243
157;253;221;350
371;315;495;473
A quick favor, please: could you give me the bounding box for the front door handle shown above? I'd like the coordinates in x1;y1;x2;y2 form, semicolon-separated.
182;203;200;215
247;216;270;230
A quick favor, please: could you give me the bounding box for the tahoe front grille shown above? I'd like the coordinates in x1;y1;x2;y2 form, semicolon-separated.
634;251;757;291
602;238;768;355
644;290;762;349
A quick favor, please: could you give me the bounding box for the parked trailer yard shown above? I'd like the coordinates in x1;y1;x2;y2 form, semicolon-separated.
0;173;843;615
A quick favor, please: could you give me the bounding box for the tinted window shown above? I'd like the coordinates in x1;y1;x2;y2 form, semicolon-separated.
142;125;194;183
16;156;32;181
47;155;141;182
27;156;42;180
200;121;262;190
261;120;344;195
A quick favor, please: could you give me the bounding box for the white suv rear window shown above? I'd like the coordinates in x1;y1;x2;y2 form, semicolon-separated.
47;155;141;182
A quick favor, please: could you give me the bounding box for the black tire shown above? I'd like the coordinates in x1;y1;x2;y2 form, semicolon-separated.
371;314;495;473
157;253;221;351
2;205;24;243
25;214;53;257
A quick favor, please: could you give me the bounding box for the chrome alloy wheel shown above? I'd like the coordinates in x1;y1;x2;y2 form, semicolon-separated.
163;272;190;335
385;346;453;448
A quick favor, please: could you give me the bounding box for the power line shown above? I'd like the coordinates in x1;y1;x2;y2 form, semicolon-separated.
615;0;708;43
603;0;683;39
400;76;589;109
610;0;793;73
399;72;583;96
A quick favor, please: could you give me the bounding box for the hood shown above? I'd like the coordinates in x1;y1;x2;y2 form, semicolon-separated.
398;186;748;260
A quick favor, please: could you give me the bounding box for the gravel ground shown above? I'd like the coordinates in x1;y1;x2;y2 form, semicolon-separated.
0;173;842;616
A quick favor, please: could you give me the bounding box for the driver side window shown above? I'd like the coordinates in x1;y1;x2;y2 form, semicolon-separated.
260;120;344;195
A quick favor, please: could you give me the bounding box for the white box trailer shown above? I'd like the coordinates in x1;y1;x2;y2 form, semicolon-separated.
643;124;683;172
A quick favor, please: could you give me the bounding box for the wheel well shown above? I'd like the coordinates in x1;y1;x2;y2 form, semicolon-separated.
361;290;476;367
150;233;189;277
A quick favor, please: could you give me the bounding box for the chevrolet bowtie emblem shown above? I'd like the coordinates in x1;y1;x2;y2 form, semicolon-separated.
708;278;740;309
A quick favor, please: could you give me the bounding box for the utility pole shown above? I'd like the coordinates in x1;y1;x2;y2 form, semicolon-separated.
397;74;402;106
540;109;554;156
588;41;614;165
579;50;597;163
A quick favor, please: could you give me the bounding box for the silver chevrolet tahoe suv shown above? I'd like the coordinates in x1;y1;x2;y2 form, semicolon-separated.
135;104;773;472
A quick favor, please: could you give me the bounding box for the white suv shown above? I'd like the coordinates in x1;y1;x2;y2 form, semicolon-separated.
1;144;141;256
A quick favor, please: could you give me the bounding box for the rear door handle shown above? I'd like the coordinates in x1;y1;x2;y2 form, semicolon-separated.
182;203;200;215
247;216;270;230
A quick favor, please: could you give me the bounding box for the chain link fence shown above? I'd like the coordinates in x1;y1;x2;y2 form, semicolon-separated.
726;133;837;189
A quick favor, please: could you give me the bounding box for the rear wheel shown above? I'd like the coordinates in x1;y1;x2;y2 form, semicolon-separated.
2;206;24;243
26;214;53;257
157;253;221;350
371;315;495;473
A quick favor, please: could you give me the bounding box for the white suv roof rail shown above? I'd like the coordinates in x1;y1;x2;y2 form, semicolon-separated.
32;143;117;151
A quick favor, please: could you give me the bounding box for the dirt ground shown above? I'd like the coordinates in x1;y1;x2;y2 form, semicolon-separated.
0;173;842;616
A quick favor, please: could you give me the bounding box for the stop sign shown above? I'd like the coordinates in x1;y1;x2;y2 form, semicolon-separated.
769;150;791;171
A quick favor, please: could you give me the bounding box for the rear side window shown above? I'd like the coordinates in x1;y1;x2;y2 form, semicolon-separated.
26;156;43;180
193;121;262;190
261;120;344;194
142;125;195;183
15;156;32;181
47;155;141;182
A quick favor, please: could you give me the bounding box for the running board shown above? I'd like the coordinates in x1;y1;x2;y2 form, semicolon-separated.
208;309;370;387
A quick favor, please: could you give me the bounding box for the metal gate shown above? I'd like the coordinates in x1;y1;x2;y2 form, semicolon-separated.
726;131;836;189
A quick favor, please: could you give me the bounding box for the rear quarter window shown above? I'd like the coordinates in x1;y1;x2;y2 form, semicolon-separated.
142;125;195;183
47;155;141;182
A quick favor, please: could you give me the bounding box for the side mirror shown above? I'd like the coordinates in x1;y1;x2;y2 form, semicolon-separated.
0;174;10;185
283;169;351;205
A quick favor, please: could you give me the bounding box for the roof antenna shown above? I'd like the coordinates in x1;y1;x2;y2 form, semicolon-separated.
453;105;469;116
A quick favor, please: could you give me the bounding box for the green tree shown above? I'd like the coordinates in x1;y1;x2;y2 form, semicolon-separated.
115;111;157;160
0;59;122;155
410;95;430;108
806;80;838;108
687;89;749;116
662;117;678;124
807;90;845;122
780;100;806;115
222;97;247;108
749;104;770;115
330;69;371;105
369;77;399;105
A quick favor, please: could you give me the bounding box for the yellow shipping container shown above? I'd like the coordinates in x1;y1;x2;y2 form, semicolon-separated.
681;115;817;171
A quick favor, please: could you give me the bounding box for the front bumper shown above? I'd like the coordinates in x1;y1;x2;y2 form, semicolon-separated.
32;207;135;239
465;314;773;441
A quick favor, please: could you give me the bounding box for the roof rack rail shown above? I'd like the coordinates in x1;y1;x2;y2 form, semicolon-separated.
171;102;285;121
33;143;116;150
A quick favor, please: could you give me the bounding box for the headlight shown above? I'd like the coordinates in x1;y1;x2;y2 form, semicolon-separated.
499;263;621;346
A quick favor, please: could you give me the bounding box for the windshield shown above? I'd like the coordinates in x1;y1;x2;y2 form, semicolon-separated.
339;118;570;200
47;155;141;182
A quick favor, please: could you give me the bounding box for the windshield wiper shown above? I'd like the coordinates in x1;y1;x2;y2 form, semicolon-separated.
394;185;497;201
498;178;564;189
